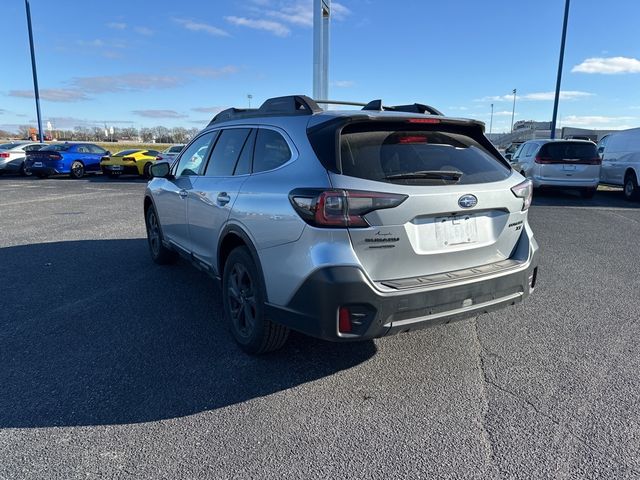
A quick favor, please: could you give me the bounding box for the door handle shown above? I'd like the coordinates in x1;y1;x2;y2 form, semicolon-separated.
179;189;188;198
217;192;231;206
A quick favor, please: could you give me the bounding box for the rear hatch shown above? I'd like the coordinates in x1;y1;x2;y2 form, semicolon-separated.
308;117;528;282
535;141;600;181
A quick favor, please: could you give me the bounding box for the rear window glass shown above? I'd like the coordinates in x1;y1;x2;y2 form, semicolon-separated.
340;126;510;185
44;144;72;151
539;142;597;160
168;146;184;153
0;143;22;150
114;149;141;157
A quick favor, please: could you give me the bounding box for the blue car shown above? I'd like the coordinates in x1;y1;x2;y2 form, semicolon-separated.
25;143;110;179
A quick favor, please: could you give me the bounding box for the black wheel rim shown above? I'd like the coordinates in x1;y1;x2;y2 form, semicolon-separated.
625;179;634;197
228;262;257;338
147;210;161;255
72;162;83;177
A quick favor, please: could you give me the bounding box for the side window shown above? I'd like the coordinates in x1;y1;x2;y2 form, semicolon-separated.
89;145;106;155
253;129;292;173
174;132;216;177
76;145;89;153
512;144;524;160
205;128;252;176
523;144;536;158
234;129;256;176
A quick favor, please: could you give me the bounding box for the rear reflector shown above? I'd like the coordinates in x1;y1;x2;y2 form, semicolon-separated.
338;307;352;334
407;118;440;124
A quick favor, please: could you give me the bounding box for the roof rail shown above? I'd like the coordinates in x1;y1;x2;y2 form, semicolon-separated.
209;95;321;125
316;99;443;116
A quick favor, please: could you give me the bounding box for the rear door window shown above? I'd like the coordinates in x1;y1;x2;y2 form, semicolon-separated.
205;128;252;176
339;125;510;185
539;142;598;161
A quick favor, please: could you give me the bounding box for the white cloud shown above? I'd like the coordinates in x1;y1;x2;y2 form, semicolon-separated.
132;110;188;119
187;66;240;78
191;106;227;114
134;26;154;36
561;115;637;129
572;56;640;74
477;91;594;102
331;80;355;88
107;22;126;30
493;110;516;116
225;16;290;37
71;74;184;93
8;89;89;102
173;18;229;37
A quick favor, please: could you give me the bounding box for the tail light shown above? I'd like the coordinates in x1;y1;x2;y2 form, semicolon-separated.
0;152;9;158
48;153;62;160
583;158;601;165
156;155;163;161
534;155;553;164
289;189;407;228
100;156;110;162
511;179;533;211
123;156;135;162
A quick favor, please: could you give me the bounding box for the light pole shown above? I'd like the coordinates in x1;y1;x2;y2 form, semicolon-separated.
247;94;253;108
313;0;330;102
550;0;570;139
25;0;43;143
489;103;494;135
510;89;517;133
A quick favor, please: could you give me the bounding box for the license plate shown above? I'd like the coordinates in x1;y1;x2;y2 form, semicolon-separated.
435;214;478;247
33;162;43;167
562;164;577;171
110;165;123;171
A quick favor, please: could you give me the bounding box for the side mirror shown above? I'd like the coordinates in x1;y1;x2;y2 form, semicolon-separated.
105;151;112;156
150;161;171;178
505;153;513;161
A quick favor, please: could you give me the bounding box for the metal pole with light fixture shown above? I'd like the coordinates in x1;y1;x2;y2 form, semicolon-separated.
25;0;43;143
247;94;253;108
313;0;330;104
489;103;494;134
550;0;570;139
510;89;517;133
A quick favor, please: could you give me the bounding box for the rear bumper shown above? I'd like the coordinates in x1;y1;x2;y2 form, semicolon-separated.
101;164;140;175
531;175;599;189
266;249;538;342
25;159;65;175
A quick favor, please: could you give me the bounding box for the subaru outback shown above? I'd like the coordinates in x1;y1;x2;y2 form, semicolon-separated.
144;95;538;354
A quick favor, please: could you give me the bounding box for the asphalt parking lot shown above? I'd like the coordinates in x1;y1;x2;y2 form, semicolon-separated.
1;175;639;479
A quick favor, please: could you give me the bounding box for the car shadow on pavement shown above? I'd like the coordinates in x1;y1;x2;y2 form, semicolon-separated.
0;239;376;428
531;187;640;209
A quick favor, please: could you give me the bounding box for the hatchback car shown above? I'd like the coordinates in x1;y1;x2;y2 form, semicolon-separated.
0;141;47;176
509;139;600;198
156;144;185;162
25;142;110;178
144;95;538;354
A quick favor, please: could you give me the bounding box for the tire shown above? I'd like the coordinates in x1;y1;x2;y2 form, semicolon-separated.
142;162;152;179
145;205;177;265
19;162;33;177
69;161;85;179
580;187;596;199
623;172;639;201
222;246;289;354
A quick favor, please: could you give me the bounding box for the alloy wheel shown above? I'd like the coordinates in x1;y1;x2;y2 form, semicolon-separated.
227;262;257;338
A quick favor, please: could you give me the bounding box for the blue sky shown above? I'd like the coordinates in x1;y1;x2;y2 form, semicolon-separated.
2;0;640;133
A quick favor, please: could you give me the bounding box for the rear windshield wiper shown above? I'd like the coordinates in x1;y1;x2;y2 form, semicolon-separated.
384;170;463;181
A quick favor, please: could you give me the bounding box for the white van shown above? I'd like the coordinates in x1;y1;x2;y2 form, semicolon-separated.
599;127;640;200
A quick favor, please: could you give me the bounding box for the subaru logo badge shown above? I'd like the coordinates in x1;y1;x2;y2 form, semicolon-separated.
458;194;478;209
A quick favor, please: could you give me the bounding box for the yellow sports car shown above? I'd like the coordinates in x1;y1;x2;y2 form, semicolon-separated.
100;148;161;178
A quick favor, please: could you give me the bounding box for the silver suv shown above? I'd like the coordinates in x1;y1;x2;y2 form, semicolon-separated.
144;95;538;354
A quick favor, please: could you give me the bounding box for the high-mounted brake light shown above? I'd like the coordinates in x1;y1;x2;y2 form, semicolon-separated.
289;189;407;228
397;135;428;144
407;118;440;124
511;179;533;211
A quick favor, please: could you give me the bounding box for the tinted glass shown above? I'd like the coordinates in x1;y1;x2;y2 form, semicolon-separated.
45;144;72;152
145;150;160;157
24;144;46;151
168;146;184;153
174;132;216;177
206;128;251;176
0;143;22;150
340;126;510;185
114;149;141;157
540;142;597;160
253;129;292;173
88;145;107;154
234;129;256;176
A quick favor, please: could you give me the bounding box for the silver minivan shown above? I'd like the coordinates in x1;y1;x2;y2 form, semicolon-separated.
598;128;640;200
144;95;539;354
510;139;600;198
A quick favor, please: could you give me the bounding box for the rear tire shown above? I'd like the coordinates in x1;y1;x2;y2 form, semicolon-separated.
19;162;32;177
624;172;639;201
222;246;289;354
145;205;177;265
143;162;152;179
69;161;85;179
580;187;596;199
